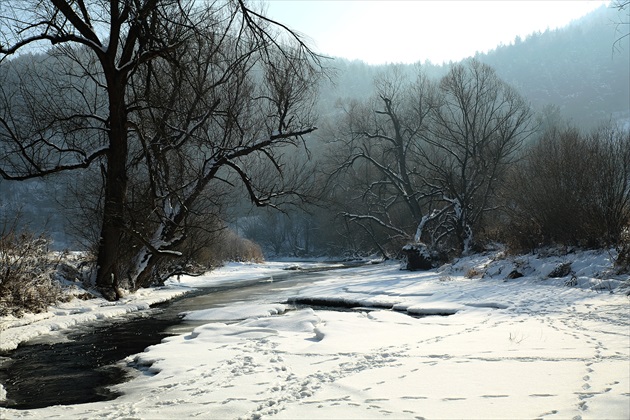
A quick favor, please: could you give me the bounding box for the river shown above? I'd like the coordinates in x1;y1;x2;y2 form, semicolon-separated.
0;263;354;410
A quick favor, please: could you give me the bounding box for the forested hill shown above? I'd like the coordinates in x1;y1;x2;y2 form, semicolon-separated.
323;5;629;130
477;4;629;129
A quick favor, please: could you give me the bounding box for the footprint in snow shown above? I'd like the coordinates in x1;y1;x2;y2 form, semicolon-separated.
578;393;594;400
537;409;559;417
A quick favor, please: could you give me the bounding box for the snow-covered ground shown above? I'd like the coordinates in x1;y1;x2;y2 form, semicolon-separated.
1;251;629;419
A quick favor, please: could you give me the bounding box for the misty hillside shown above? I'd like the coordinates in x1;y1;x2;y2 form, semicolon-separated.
0;176;73;248
478;5;629;129
322;5;629;130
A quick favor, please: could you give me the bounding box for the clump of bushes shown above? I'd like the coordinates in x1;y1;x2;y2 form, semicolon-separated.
615;227;630;273
501;123;630;253
148;226;265;285
193;229;264;267
0;229;63;316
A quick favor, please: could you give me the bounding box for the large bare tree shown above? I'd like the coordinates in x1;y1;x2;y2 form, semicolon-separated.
326;66;438;256
0;0;322;299
421;59;533;253
126;43;320;289
326;60;533;257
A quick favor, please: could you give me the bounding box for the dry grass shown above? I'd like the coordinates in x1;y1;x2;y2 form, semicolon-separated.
0;229;63;316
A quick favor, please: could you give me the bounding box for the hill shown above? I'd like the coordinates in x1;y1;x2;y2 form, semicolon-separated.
322;4;629;130
477;4;629;129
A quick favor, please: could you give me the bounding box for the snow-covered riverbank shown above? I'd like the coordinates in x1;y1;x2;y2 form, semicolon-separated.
1;251;629;419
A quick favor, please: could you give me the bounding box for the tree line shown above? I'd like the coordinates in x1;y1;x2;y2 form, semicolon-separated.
306;60;627;263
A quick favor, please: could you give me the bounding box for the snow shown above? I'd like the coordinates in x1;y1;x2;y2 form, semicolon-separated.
182;303;290;321
1;252;629;419
171;261;340;287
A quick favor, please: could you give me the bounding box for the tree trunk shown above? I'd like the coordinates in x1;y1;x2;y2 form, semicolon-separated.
132;247;158;290
95;80;128;301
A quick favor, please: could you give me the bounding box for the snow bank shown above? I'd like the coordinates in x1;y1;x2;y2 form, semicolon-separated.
0;288;189;352
0;261;323;352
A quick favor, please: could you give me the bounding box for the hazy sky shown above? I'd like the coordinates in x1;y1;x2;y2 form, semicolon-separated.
264;0;610;64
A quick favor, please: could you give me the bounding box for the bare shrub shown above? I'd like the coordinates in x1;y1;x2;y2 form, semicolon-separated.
164;225;265;281
502;123;630;251
0;225;62;316
198;229;264;265
615;227;630;273
465;267;483;279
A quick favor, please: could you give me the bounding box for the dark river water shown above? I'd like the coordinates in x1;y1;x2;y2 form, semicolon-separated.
0;263;355;410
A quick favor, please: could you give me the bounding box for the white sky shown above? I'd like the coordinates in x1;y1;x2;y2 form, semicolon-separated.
263;0;611;64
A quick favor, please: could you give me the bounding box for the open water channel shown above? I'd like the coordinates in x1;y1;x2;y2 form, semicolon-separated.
0;263;358;410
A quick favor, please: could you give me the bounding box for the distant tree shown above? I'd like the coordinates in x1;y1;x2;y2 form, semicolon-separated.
325;65;439;256
420;59;534;253
612;0;630;52
326;60;533;257
503;123;630;250
0;0;322;299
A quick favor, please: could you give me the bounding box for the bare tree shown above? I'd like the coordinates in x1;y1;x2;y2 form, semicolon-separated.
612;0;630;53
420;59;534;253
0;0;322;299
124;37;321;289
325;61;532;257
326;66;438;256
504;123;630;250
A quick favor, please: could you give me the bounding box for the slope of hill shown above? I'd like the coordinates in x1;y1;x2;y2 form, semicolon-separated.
477;4;629;129
321;4;628;130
